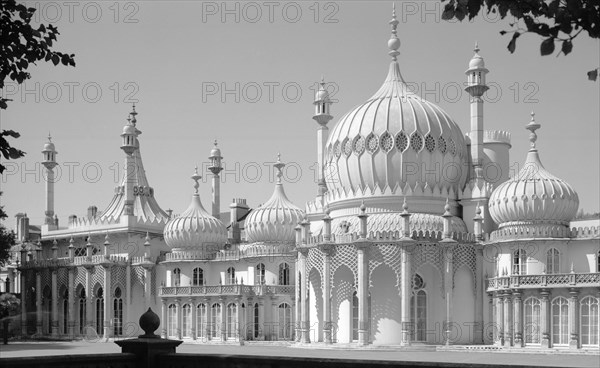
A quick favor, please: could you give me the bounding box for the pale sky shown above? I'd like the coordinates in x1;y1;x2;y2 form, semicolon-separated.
1;1;599;227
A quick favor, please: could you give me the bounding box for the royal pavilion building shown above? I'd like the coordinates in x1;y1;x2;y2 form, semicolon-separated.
3;8;599;350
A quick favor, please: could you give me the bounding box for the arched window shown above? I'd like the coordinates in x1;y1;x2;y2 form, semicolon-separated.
196;303;207;339
254;303;260;339
546;249;560;274
255;263;265;285
95;287;104;334
113;287;123;336
410;290;427;342
193;268;204;286
211;303;222;338
172;268;181;286
78;288;86;334
62;289;68;335
580;296;599;346
551;297;569;345
524;297;541;344
227;303;237;339
227;267;236;285
513;249;528;275
182;304;192;338
278;263;290;285
352;291;359;341
167;304;177;337
278;303;292;340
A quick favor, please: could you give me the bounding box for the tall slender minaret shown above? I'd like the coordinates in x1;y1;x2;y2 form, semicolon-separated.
312;77;333;200
464;43;489;180
41;133;58;227
120;105;140;216
208;140;223;219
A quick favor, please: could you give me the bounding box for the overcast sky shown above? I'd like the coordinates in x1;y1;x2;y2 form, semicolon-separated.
2;1;599;226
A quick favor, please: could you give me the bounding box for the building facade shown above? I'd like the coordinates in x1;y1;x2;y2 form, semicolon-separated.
4;9;599;349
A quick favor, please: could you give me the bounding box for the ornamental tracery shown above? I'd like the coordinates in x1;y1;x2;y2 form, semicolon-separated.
395;131;408;152
410;132;423;152
380;132;394;152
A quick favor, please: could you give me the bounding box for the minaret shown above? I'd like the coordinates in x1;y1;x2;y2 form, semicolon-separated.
41;133;58;228
120;104;140;216
208;140;223;219
465;43;489;180
312;76;333;199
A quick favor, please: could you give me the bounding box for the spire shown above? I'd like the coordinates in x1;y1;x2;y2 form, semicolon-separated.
388;3;400;61
48;132;52;142
274;152;285;184
474;41;480;54
192;166;201;194
526;111;541;151
130;103;137;125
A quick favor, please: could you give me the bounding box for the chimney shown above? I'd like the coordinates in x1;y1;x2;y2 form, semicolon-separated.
87;205;98;220
229;198;249;244
21;214;30;242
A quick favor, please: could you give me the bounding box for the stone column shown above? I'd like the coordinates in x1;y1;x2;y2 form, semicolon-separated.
125;264;131;325
176;299;183;340
258;299;265;340
540;289;551;348
503;291;512;347
103;266;111;340
206;298;212;340
356;242;370;346
442;242;455;346
35;272;42;335
400;242;413;346
322;244;332;344
85;267;92;332
236;298;243;343
67;268;75;337
568;289;579;349
220;298;227;341
191;299;197;340
487;293;494;344
474;245;484;344
298;249;310;343
495;292;504;346
51;269;58;336
20;271;27;336
161;299;167;338
513;290;523;347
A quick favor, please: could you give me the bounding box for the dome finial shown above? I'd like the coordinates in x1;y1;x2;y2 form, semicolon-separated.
526;110;541;150
47;132;52;142
474;41;480;54
191;166;202;194
214;139;218;147
388;3;400;61
274;153;285;183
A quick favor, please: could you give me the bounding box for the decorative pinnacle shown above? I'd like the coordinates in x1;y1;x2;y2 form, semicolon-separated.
274;152;285;183
52;239;58;248
360;200;366;213
191;166;202;194
47;132;52;142
475;202;482;215
443;198;451;216
214;139;218;147
474;41;480;54
525;110;541;150
130;104;137;124
388;3;400;61
144;232;151;246
104;232;110;245
69;236;74;248
402;197;409;213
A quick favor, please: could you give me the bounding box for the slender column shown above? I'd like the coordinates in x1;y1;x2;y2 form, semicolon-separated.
21;271;27;336
487;293;494;344
51;269;58;336
568;289;579;349
258;299;265;340
206;298;212;340
400;243;413;346
294;254;301;342
125;264;131;326
540;289;551;348
103;266;111;340
67;268;75;337
35;272;42;335
513;290;523;347
85;268;92;331
176;299;183;340
190;299;196;340
298;249;310;343
442;244;454;346
161;299;167;338
236;298;243;342
474;246;484;343
503;291;512;347
356;243;369;346
220;298;226;341
495;292;504;345
322;245;332;344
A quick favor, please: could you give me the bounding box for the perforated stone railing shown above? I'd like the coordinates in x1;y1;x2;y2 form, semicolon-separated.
486;272;600;291
304;230;476;246
159;284;295;297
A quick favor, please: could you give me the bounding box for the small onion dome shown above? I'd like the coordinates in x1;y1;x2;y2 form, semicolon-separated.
315;76;330;101
489;113;579;230
43;134;56;152
245;155;305;243
122;123;137;135
163;168;227;250
210;139;221;157
469;43;485;69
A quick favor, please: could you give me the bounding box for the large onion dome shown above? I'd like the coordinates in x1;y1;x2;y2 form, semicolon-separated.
324;9;468;211
244;155;305;243
489;113;579;232
164;168;227;250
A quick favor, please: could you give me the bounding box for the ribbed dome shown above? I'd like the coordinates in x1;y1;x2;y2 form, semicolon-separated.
489;115;579;230
325;61;468;205
164;170;227;250
245;156;305;243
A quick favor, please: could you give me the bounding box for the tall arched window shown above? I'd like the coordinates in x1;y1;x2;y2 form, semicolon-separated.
95;287;104;334
410;274;427;342
227;303;237;339
196;303;207;339
193;268;204;286
278;303;292;340
172;268;181;286
513;249;528;275
253;303;259;338
255;263;265;285
62;289;68;335
352;291;359;341
113;287;123;336
211;303;222;338
227;267;236;285
167;304;177;337
278;263;290;285
182;304;192;338
524;297;541;344
547;249;560;274
580;296;599;346
551;297;569;345
78;288;86;334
